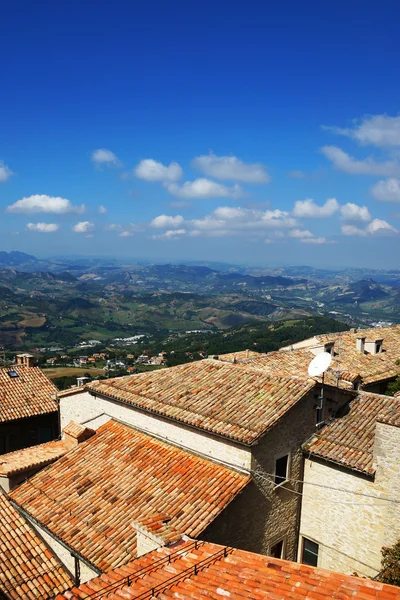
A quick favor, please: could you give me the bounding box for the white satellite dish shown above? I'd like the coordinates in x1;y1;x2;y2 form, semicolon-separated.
308;352;332;377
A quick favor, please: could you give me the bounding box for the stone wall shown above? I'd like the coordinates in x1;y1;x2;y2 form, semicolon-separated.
203;386;351;561
299;422;400;577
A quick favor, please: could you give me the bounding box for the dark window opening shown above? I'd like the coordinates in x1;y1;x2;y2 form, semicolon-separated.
302;538;319;567
7;370;19;378
275;455;289;485
270;539;284;559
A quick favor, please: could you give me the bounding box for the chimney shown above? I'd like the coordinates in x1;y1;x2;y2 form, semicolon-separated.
324;342;335;356
62;421;95;450
16;353;35;368
132;514;183;557
356;337;365;354
364;338;383;355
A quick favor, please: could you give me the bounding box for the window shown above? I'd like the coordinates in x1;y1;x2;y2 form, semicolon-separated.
270;539;284;559
302;538;319;567
274;454;289;485
7;370;19;378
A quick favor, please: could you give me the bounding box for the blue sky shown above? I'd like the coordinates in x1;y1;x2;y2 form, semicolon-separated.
1;0;400;268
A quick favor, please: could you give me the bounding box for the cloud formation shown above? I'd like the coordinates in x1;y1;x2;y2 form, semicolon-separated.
98;205;107;214
91;149;121;167
152;229;186;240
288;229;314;239
321;146;400;177
150;214;184;228
0;161;13;182
26;223;59;233
192;153;270;183
301;237;329;244
167;178;243;199
73;221;94;233
293;197;339;218
341;219;397;237
340;202;371;222
119;231;132;237
371;178;400;203
325;114;400;148
135;159;183;182
7;195;85;214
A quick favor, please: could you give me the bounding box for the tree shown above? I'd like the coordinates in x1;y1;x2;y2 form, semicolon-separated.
386;377;400;397
378;540;400;586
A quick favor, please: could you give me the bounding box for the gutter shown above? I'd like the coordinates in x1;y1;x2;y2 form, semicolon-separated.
8;498;102;576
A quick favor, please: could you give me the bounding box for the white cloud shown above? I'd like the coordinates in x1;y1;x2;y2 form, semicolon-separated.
190;207;296;236
135;159;182;182
293;197;339;218
26;222;59;233
7;194;85;214
288;229;314;239
325;115;400;147
340;202;371;222
366;218;397;235
167;178;243;199
341;219;397;237
321;146;400;177
301;237;330;244
73;221;94;233
119;231;132;237
152;228;186;240
150;214;184;229
106;223;122;230
98;205;107;214
91;149;121;167
371;178;400;202
192;153;270;183
0;161;13;182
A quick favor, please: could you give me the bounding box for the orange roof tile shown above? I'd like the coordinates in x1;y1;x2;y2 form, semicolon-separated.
219;325;400;389
0;365;58;423
0;439;68;476
0;490;72;599
87;360;315;445
10;420;250;572
304;392;400;474
56;539;400;600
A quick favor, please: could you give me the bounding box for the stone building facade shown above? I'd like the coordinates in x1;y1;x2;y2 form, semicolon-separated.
299;394;400;577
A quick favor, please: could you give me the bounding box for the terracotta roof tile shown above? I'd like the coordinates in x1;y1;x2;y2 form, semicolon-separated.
10;420;250;572
0;490;72;599
87;360;315;445
0;439;68;476
55;540;400;600
219;325;400;389
0;366;58;423
304;392;400;473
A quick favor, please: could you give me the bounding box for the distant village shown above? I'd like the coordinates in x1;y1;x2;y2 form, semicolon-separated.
1;325;400;599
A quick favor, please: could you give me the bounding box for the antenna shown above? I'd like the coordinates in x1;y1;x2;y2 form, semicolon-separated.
308;352;332;430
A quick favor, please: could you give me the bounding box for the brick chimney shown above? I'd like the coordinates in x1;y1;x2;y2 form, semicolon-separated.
16;353;35;368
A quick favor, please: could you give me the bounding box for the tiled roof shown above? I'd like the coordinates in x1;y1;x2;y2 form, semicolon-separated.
0;366;58;423
0;490;72;599
0;439;68;476
219;325;400;389
87;360;315;445
10;420;249;572
56;539;400;600
304;392;400;474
